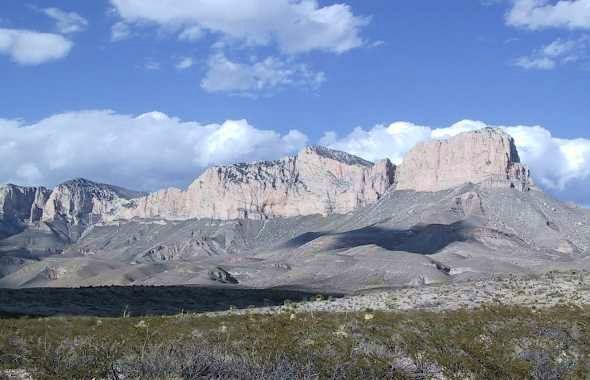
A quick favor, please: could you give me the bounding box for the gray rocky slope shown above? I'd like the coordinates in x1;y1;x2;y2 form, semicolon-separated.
0;128;588;292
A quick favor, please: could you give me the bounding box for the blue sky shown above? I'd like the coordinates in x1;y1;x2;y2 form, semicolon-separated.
0;0;589;205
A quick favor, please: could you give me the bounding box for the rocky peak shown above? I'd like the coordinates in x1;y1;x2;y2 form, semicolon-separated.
300;145;373;167
395;128;533;192
58;178;146;199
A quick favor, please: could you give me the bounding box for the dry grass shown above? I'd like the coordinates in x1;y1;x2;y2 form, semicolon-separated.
1;304;589;379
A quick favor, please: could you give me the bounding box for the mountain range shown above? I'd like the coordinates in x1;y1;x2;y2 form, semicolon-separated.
1;128;588;292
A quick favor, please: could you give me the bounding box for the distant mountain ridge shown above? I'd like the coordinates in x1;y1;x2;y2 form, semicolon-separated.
1;128;532;233
1;128;588;291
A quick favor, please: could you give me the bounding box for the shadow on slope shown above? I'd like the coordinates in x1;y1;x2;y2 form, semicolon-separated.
282;222;474;255
0;286;335;318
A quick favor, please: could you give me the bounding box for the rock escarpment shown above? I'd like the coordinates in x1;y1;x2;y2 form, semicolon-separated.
0;129;534;233
41;178;145;227
118;146;396;220
395;128;533;192
0;184;50;224
0;184;51;238
37;179;146;241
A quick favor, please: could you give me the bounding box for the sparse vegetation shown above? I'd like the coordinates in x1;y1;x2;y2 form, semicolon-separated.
1;304;589;379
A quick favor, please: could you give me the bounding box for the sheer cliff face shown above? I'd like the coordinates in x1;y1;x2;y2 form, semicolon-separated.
119;147;396;220
0;185;50;224
395;128;533;192
41;179;146;226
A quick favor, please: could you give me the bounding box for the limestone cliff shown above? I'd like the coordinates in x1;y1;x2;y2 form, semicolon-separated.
118;146;396;220
0;184;50;237
395;128;533;192
42;178;146;226
0;184;50;224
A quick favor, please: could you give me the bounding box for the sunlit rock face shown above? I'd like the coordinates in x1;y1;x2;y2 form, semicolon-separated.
395;128;533;193
118;146;396;220
41;178;145;226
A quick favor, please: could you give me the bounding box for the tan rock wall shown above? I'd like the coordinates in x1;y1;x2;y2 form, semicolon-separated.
396;128;532;192
118;147;396;220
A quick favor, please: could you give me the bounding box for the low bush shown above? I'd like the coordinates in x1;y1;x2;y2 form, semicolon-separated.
0;304;588;379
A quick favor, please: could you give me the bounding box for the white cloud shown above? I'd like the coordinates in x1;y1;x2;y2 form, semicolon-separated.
194;120;308;166
201;53;325;95
319;122;432;164
42;8;88;34
109;0;368;54
0;28;73;65
507;0;590;30
175;56;194;70
111;21;131;41
322;119;590;204
0;110;308;191
514;36;589;70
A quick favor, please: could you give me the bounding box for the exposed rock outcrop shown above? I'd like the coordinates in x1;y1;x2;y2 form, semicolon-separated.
0;184;50;224
208;267;239;284
42;178;146;227
395;128;533;192
118;146;396;220
0;185;51;238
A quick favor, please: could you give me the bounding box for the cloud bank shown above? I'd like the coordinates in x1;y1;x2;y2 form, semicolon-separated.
507;0;590;30
109;0;368;54
0;111;307;191
1;111;588;205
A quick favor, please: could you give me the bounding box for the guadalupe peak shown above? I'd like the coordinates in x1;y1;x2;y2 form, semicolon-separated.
395;128;533;192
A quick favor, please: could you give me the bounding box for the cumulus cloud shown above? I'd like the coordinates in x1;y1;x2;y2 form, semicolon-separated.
514;36;590;70
322;119;590;205
0;28;73;65
201;53;325;95
42;8;88;34
507;0;590;30
319;122;432;164
109;0;368;54
0;111;307;191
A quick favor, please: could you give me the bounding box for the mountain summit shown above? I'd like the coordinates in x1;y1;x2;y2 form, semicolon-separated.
396;128;533;192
